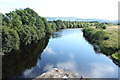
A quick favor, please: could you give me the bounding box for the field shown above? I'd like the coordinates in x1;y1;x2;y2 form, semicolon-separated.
105;26;120;60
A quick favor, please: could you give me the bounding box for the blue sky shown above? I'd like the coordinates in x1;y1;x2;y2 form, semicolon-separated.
0;0;119;20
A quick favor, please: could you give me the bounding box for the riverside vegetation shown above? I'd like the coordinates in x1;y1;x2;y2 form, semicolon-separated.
1;8;119;61
82;26;120;62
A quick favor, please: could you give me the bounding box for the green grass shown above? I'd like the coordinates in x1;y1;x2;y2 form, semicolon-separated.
83;26;119;61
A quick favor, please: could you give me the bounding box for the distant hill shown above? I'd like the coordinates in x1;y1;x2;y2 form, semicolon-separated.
45;17;117;23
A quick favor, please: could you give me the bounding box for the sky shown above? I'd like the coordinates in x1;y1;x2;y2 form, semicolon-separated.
0;0;119;20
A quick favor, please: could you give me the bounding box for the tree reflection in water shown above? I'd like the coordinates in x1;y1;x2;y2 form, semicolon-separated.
2;35;50;78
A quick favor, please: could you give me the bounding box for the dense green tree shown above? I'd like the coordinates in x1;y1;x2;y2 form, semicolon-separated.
41;17;52;34
53;20;66;30
2;8;50;53
2;26;20;53
49;22;57;31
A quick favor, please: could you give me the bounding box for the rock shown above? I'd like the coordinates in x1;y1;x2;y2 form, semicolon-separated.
80;76;89;80
33;68;90;80
63;76;68;78
35;68;78;78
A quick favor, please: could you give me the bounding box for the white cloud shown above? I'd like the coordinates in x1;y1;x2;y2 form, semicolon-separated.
90;63;115;78
56;60;77;72
44;47;56;55
69;53;74;59
43;64;54;71
23;68;33;77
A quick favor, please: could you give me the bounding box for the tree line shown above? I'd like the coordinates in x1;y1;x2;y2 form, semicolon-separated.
1;8;116;54
2;8;52;53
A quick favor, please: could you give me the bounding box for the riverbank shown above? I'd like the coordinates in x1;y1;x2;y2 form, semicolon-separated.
82;26;120;64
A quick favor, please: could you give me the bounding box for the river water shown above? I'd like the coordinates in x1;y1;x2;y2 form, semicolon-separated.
3;28;118;78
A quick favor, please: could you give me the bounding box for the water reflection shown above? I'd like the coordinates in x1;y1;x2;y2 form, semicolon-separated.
51;33;62;39
56;60;77;72
2;29;118;78
44;47;56;55
69;53;75;59
43;64;54;71
35;29;118;78
90;63;116;78
91;43;120;67
2;35;50;78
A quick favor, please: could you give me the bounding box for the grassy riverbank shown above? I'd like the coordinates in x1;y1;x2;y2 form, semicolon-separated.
82;26;120;61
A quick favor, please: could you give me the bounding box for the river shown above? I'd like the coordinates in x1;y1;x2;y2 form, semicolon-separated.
2;28;118;78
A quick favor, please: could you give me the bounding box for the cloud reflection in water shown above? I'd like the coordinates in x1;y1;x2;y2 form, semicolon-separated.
90;63;116;78
44;47;56;55
55;60;79;76
43;64;54;71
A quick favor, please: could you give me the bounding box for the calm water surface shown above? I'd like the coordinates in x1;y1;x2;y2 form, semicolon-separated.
3;29;118;78
21;29;118;78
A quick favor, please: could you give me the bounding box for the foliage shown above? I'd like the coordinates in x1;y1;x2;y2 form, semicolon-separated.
95;22;106;29
2;26;20;53
41;17;52;34
2;8;116;54
2;8;50;53
112;51;120;60
83;27;119;60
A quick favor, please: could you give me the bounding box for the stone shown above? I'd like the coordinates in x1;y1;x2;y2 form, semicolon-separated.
35;68;78;78
33;68;90;80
